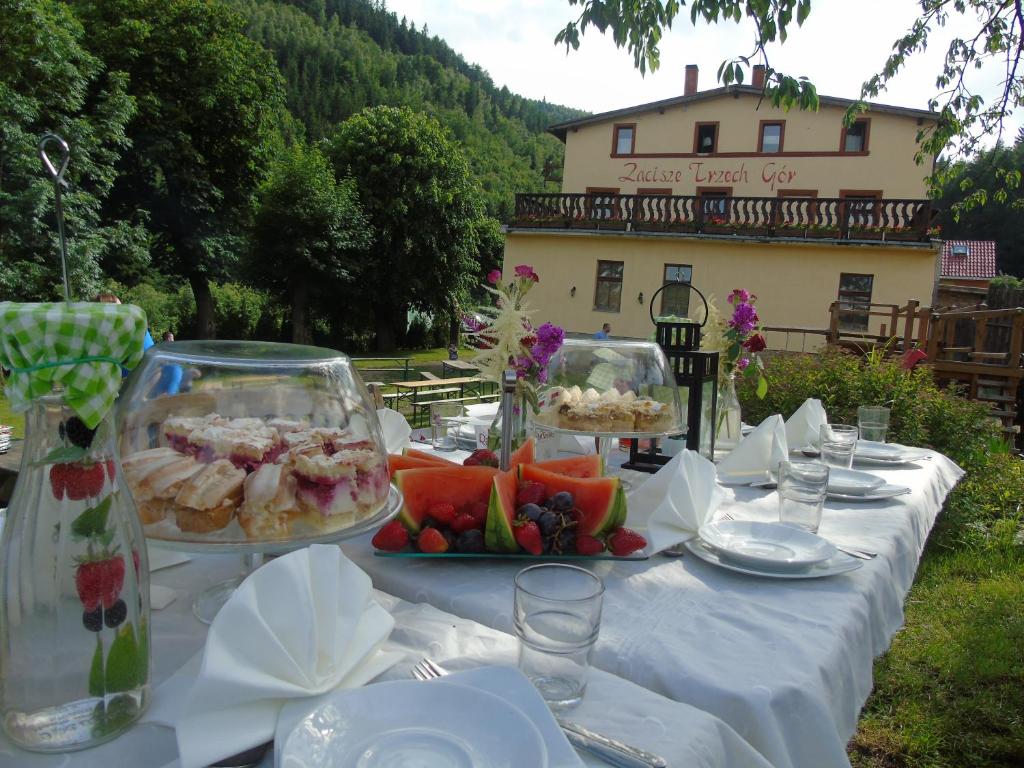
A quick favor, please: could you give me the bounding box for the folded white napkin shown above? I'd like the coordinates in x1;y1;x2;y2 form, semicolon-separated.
376;407;411;453
633;450;726;552
785;398;827;449
717;414;789;484
173;544;401;768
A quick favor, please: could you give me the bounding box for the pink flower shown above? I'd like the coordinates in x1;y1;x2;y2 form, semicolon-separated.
736;357;751;371
487;270;502;285
514;265;539;282
728;289;751;304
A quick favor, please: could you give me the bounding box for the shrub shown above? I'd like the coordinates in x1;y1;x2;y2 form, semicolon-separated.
210;283;274;340
737;348;1000;464
405;316;430;349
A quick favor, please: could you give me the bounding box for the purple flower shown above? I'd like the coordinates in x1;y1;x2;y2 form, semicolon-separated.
514;265;539;282
736;357;751;371
487;270;502;285
728;302;759;336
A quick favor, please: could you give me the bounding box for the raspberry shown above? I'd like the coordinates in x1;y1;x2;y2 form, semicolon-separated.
451;513;482;533
466;501;489;524
515;481;546;507
575;535;605;556
607;527;648;557
427;503;457;525
49;462;105;501
372;520;410;551
417;527;449;554
513;520;543;555
74;556;126;612
463;449;498;467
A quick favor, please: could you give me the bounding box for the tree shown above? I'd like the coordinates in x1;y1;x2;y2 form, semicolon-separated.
0;0;142;301
557;0;1024;205
70;0;286;337
327;106;489;350
249;142;372;344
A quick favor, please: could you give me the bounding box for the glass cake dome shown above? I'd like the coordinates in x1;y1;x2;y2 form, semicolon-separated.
117;340;396;548
533;339;684;436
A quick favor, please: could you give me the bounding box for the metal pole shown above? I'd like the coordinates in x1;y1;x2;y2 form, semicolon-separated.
499;369;517;471
38;134;72;303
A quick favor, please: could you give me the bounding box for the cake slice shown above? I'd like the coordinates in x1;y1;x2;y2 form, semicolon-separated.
173;459;245;533
239;462;297;539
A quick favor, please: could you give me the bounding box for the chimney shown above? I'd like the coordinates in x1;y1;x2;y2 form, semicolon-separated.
684;64;699;96
752;64;766;89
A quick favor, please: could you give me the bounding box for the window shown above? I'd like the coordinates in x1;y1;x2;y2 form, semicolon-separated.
840;190;882;227
612;124;636;155
594;260;624;312
838;273;873;331
694;122;719;154
697;186;731;219
759;121;784;153
661;264;693;317
951;244;970;257
841;119;870;152
585;187;620;220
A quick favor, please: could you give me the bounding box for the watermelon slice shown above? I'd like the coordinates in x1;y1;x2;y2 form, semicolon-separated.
402;448;458;465
517;464;627;536
393;466;498;532
485;470;519;553
388;454;445;475
509;438;535;466
526;454;604;478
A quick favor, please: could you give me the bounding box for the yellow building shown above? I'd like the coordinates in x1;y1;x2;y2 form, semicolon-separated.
504;65;941;345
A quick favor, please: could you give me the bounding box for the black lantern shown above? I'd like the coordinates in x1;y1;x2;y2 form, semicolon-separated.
622;282;719;472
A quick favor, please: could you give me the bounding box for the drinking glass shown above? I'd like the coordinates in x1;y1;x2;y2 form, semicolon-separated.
857;406;891;443
819;424;858;469
514;564;604;709
777;460;830;533
429;401;462;451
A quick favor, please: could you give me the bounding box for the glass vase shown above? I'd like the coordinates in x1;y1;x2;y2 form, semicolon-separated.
0;396;150;752
487;391;529;455
715;374;743;456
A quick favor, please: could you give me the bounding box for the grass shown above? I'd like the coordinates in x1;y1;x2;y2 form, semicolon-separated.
350;346;476;366
0;391;24;439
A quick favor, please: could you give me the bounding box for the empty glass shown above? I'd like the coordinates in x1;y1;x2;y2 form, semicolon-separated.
820;424;858;469
429;401;462;451
777;460;830;533
514;564;604;709
857;406;891;443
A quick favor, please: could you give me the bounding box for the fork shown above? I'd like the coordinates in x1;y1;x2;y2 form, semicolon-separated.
411;658;668;768
718;513;877;559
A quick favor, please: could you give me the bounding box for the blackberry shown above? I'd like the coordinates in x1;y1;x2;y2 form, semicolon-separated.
537;511;560;537
550;491;574;512
455;530;484;553
104;599;127;629
59;417;96;449
518;503;543;522
82;607;103;632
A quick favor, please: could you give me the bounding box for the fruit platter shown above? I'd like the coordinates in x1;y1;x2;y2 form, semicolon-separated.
371;439;649;560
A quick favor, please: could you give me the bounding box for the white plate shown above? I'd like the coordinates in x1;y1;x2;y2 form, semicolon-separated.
824;467;886;495
826;483;912;502
282;680;548;768
854;441;930;465
698;520;836;571
684;538;863;579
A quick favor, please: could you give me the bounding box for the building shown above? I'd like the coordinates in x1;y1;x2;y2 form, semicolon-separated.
503;64;942;344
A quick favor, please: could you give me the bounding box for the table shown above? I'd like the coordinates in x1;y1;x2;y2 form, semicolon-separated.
0;439;23;505
342;445;963;768
442;358;479;377
392;376;493;423
0;552;772;767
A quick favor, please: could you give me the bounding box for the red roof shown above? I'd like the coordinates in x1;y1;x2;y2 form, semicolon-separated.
940;240;997;278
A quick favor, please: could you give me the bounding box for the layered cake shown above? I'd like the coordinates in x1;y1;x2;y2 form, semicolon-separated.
536;386;676;433
122;412;388;540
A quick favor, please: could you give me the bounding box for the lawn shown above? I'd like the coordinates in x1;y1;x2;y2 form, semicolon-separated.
350;346;476;367
0;391;23;439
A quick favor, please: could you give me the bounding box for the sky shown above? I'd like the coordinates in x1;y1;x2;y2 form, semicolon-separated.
386;0;1020;149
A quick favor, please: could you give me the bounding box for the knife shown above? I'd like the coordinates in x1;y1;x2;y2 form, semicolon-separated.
557;717;668;767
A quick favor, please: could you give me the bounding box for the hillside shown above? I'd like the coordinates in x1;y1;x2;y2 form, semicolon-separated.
231;0;586;219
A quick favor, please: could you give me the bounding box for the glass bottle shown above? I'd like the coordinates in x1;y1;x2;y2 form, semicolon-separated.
0;395;150;752
487;389;529;454
715;374;743;456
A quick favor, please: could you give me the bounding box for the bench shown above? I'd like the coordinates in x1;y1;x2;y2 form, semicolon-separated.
410;392;500;423
420;372;442;381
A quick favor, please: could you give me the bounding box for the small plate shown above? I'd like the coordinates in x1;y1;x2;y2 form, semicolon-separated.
281;680;548;768
854;441;930;465
683;538;863;579
698;520;836;571
826;483;912;502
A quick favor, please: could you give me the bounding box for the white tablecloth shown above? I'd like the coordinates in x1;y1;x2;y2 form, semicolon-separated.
0;552;769;768
341;445;963;768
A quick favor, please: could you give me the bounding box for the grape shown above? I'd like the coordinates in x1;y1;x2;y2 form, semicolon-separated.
550;491;574;511
455;530;485;553
518;503;544;522
538;511;560;537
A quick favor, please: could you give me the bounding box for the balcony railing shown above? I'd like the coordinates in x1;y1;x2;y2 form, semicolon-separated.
511;193;936;243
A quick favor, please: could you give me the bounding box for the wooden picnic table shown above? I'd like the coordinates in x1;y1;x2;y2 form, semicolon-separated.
441;359;479;377
392;376;495;423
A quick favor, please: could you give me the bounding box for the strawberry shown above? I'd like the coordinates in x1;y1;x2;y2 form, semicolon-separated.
466;501;489;525
49;462;105;501
417;527;449;554
372;520;410;551
607;527;647;557
575;535;606;556
513;520;543;555
463;449;498;467
515;481;546;507
427;502;457;526
451;513;482;533
74;556;126;612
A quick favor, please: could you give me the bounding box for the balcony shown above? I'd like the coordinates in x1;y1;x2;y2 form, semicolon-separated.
511;193;936;243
